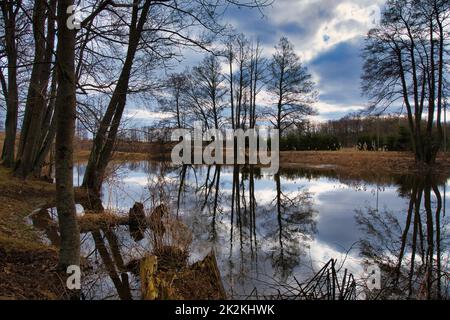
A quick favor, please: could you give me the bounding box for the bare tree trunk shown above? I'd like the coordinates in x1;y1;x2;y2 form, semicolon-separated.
32;69;58;177
227;42;235;130
82;0;152;196
54;0;80;269
15;0;56;178
0;0;19;168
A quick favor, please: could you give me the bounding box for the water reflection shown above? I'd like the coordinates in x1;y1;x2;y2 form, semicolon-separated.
356;174;449;299
32;161;450;299
269;172;317;280
89;228;133;299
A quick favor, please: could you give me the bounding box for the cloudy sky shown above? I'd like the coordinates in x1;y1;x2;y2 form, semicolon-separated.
224;0;386;121
125;0;387;125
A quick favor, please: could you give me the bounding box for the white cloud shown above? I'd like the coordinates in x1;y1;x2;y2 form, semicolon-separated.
266;0;385;61
124;109;173;121
314;101;365;114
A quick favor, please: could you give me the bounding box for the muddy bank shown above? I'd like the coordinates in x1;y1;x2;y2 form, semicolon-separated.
0;167;65;299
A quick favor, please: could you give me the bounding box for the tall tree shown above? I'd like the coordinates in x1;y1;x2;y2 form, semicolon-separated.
14;0;57;178
158;72;189;129
362;0;450;165
224;36;236;129
224;35;265;130
234;34;249;130
53;0;112;270
248;39;265;129
0;0;20;167
82;0;154;196
188;54;227;130
266;37;317;136
54;0;79;269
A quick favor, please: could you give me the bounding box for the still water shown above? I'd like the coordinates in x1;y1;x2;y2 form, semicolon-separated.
34;161;450;299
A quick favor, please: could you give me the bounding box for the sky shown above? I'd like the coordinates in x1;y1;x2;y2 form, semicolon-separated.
124;0;387;125
220;0;387;122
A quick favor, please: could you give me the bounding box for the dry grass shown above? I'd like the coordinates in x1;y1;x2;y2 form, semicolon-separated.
0;167;55;250
280;149;450;177
142;207;226;300
78;144;450;178
77;211;129;233
0;166;65;299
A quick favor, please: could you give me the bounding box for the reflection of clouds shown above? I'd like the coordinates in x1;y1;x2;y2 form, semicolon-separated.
254;189;277;205
72;162;450;298
302;181;336;197
122;176;148;186
305;239;364;276
122;175;177;185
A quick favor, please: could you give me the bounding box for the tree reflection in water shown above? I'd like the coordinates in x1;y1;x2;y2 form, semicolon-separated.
191;164;318;296
269;173;317;281
356;174;449;300
32;162;450;299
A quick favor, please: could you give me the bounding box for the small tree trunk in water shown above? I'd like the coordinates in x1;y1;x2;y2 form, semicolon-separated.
82;1;152;198
54;0;80;270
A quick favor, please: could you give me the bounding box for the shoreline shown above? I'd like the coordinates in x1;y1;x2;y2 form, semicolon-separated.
84;149;450;177
1;149;449;299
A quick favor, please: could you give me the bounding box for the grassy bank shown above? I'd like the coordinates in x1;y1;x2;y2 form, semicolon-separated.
280;149;450;176
0;167;65;299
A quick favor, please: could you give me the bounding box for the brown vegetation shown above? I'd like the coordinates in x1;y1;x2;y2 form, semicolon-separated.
280;150;450;176
140;251;227;300
0;167;64;299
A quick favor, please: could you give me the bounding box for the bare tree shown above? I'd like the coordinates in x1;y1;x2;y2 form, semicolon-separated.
13;0;57;178
224;34;265;130
0;0;20;167
234;34;249;130
187;54;227;130
248;39;266;129
82;0;155;196
158;72;189;129
54;0;79;270
266;37;317;136
362;0;450;165
224;35;236;129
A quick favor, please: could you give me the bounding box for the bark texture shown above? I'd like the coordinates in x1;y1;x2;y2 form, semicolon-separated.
54;0;80;269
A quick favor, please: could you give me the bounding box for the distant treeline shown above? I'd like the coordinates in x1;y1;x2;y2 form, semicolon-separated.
82;114;449;152
280;115;449;152
315;115;411;149
280;133;340;151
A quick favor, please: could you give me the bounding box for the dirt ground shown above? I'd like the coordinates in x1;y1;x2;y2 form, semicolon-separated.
0;166;66;299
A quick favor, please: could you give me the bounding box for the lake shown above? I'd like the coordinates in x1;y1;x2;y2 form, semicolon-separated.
32;161;450;299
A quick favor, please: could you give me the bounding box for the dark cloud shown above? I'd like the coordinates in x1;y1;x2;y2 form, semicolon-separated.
310;37;365;106
174;0;386;121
